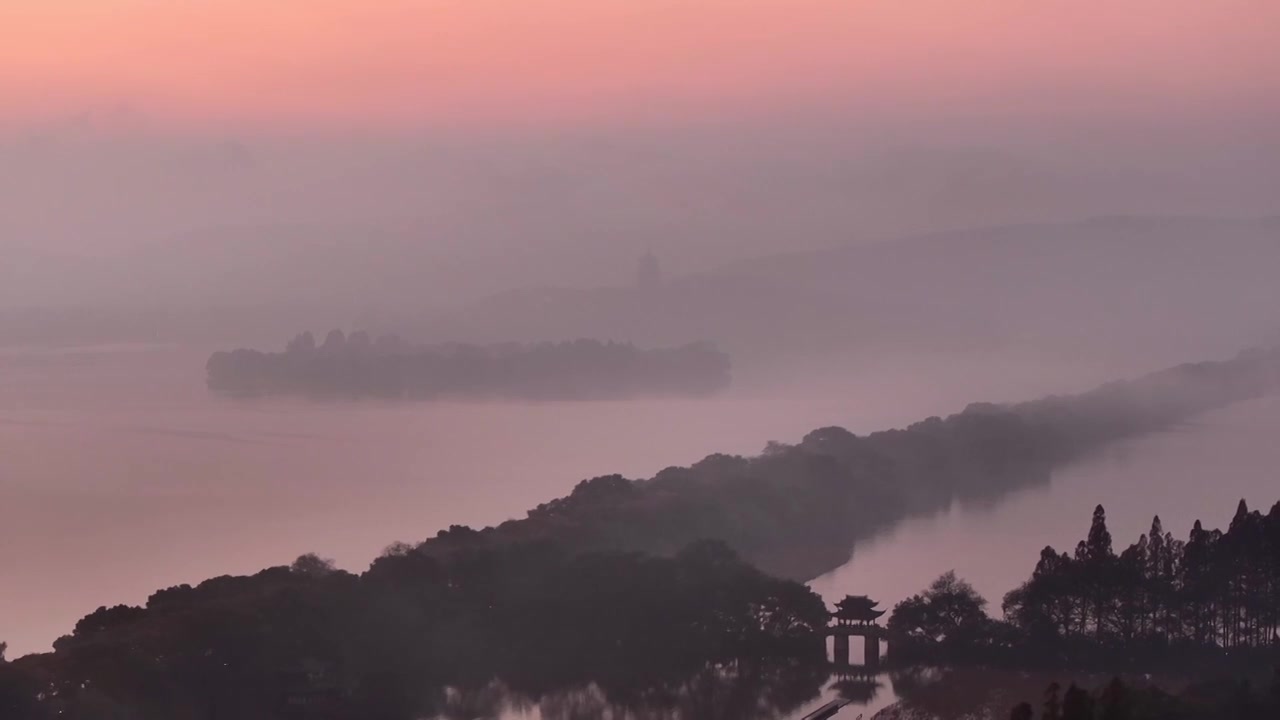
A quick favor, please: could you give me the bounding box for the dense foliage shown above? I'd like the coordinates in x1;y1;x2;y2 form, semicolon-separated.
6;348;1280;718
414;348;1280;580
207;332;732;400
1004;500;1280;658
882;497;1280;717
888;499;1280;671
888;572;993;651
0;541;826;719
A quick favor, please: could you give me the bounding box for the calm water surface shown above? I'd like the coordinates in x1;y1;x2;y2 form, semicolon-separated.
3;342;1275;716
811;395;1280;619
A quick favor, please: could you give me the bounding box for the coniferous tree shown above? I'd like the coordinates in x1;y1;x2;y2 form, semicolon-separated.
1077;505;1116;640
1003;499;1280;652
1146;517;1169;641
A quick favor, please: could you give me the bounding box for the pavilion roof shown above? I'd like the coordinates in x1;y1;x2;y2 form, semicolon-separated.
832;607;886;620
835;595;880;610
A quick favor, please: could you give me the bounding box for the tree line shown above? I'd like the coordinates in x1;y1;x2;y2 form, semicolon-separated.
6;347;1280;718
206;332;732;400
1004;499;1280;654
883;501;1280;718
888;498;1280;668
413;348;1280;581
0;541;827;719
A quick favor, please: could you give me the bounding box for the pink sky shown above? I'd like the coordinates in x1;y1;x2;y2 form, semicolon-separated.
2;0;1276;130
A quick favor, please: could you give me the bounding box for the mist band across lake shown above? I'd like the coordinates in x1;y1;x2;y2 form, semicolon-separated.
4;345;1280;653
412;346;1280;582
6;343;1280;718
8;3;1280;715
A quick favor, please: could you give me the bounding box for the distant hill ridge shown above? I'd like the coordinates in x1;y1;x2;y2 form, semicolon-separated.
414;216;1280;360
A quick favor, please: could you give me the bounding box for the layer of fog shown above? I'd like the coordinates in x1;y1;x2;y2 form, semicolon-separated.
3;112;1278;321
0;341;1134;657
813;394;1280;632
3;100;1280;665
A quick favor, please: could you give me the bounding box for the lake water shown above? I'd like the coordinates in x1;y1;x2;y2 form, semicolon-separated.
811;395;1280;622
2;343;1276;717
417;663;1202;720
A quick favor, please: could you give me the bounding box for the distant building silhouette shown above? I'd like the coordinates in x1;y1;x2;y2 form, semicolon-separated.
637;251;662;290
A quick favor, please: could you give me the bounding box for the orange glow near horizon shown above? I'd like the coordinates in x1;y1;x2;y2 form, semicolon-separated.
1;1;1277;130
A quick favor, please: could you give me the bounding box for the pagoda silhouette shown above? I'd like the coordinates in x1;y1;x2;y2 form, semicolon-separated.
827;595;886;668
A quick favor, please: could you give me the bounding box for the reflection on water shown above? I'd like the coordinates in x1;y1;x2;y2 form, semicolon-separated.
811;396;1280;623
3;344;1272;717
0;344;1114;656
426;664;898;720
424;664;1201;720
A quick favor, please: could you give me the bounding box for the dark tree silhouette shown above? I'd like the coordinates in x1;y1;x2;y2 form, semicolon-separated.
404;348;1280;581
879;496;1280;675
1002;499;1280;654
9;348;1280;718
889;571;990;652
2;540;829;719
290;553;337;577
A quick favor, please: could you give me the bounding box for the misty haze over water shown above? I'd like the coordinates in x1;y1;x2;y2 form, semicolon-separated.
5;181;1280;720
4;5;1280;717
6;340;1280;664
